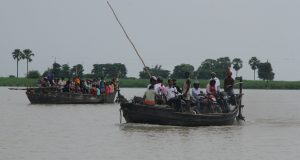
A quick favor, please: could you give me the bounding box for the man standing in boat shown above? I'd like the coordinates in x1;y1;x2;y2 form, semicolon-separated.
210;72;220;93
182;72;192;111
224;70;234;96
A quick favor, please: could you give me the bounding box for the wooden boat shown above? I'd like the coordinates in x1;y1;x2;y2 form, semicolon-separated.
120;96;242;126
26;87;117;104
120;77;245;126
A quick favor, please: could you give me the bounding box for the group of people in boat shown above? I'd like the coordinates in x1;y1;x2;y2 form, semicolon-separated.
143;70;236;113
38;74;118;96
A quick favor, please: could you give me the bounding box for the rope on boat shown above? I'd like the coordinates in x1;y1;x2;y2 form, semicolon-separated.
107;1;151;78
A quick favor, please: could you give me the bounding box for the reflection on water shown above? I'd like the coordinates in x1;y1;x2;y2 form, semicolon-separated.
1;88;300;160
119;122;244;134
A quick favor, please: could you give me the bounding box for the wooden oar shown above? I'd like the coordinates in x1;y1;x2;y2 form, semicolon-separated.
107;1;151;78
8;88;27;90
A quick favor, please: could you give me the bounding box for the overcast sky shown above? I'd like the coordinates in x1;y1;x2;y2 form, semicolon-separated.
0;0;299;80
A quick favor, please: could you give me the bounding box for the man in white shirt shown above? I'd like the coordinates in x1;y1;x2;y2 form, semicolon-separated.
210;72;220;93
191;81;202;102
57;77;66;90
165;79;178;101
165;79;180;109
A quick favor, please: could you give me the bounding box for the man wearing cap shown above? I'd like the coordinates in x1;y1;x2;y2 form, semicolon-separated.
144;76;157;105
147;76;157;89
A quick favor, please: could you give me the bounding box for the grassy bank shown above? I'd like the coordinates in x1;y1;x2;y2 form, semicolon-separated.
1;77;300;89
0;77;38;87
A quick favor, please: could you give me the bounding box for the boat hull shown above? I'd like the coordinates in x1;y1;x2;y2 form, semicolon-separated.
121;103;239;126
26;88;116;104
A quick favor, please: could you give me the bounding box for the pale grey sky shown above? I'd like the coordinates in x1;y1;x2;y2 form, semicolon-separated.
0;0;299;80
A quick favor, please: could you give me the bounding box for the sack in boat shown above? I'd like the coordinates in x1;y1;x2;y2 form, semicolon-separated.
133;96;143;104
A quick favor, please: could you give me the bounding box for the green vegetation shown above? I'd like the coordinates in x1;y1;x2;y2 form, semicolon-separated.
139;65;170;79
0;77;38;87
1;77;299;89
27;70;41;79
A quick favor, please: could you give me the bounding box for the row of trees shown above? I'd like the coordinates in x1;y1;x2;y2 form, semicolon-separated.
139;56;274;81
11;48;274;81
40;63;127;79
11;49;34;78
42;57;273;81
139;57;244;80
248;57;275;81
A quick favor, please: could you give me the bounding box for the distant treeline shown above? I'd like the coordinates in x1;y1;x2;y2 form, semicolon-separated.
19;56;274;82
10;48;274;81
1;77;300;90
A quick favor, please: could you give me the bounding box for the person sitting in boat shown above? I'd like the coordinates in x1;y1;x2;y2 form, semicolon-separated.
96;85;101;96
99;77;106;94
210;72;220;93
39;77;48;87
58;77;66;91
73;76;81;92
105;81;114;94
109;81;115;93
69;80;76;92
206;79;223;113
192;81;204;113
182;72;192;111
143;84;156;105
192;81;203;101
62;80;71;92
154;77;166;104
111;77;119;91
90;84;97;96
206;79;217;98
165;79;180;108
172;79;182;94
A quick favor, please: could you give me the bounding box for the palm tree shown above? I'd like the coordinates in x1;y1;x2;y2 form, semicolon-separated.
23;49;35;77
248;57;260;80
232;58;243;77
12;49;25;78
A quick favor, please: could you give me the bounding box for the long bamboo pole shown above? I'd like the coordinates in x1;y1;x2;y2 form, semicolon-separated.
107;1;151;78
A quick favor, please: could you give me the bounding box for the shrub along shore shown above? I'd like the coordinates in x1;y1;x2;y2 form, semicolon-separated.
1;77;300;89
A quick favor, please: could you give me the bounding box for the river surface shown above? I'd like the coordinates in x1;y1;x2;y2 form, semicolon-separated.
0;87;300;160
